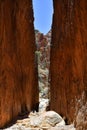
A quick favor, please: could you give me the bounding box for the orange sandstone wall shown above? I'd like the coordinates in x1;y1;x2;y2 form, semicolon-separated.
50;0;87;123
0;0;38;128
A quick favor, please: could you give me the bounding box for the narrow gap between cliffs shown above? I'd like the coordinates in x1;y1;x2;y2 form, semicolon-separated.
32;0;53;112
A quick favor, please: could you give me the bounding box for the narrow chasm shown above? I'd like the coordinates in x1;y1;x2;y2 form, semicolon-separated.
3;0;86;129
35;30;51;111
32;0;53;112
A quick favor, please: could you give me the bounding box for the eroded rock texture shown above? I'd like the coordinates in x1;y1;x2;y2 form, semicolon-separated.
0;0;38;128
50;0;87;123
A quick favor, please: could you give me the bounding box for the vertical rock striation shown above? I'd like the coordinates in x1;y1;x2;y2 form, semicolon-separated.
50;0;87;123
0;0;38;128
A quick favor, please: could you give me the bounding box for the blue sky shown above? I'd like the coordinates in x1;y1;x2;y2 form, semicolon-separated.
33;0;53;34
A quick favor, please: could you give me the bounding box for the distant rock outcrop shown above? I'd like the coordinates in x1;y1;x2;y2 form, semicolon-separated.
35;30;51;101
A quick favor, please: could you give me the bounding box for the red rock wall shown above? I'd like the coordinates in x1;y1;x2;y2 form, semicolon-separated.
50;0;87;123
0;0;38;128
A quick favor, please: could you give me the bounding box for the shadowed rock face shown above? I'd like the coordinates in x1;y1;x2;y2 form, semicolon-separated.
0;0;39;128
50;0;87;123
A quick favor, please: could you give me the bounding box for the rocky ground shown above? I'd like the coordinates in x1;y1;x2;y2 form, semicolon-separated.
3;30;76;130
4;111;75;130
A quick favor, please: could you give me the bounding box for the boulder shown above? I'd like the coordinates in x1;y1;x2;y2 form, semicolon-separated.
29;111;65;128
